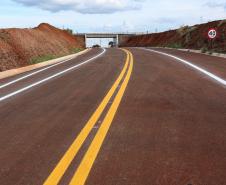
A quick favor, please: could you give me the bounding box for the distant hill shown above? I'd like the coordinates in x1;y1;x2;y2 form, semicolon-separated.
120;20;226;53
0;23;85;71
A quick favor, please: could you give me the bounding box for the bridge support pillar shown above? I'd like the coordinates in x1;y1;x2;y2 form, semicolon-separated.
84;34;87;48
113;35;119;47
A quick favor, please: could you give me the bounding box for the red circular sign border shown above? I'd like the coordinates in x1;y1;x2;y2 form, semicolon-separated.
207;28;218;40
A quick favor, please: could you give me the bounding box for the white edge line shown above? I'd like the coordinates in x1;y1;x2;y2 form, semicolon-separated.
0;58;72;89
0;48;106;102
141;47;226;87
0;50;91;89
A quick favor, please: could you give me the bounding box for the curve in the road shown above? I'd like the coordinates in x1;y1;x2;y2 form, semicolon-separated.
43;49;133;185
0;49;106;102
69;49;133;185
142;48;226;87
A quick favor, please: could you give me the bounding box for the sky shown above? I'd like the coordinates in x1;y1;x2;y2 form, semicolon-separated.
0;0;226;34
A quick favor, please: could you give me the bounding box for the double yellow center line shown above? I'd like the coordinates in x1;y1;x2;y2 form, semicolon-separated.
44;49;133;185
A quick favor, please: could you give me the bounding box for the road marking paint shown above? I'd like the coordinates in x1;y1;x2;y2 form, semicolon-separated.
0;58;71;89
142;48;226;87
0;49;106;102
0;50;92;89
43;49;130;185
69;49;133;185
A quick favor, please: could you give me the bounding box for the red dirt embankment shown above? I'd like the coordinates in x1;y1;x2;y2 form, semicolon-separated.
0;23;85;71
120;20;226;52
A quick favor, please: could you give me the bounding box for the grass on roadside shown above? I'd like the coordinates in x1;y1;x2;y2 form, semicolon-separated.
29;48;84;65
30;54;56;64
70;47;83;54
166;43;183;49
201;47;208;53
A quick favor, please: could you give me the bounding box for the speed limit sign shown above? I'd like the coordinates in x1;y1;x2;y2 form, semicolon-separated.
208;28;217;39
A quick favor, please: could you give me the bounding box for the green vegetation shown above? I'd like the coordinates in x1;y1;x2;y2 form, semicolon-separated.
30;48;83;65
167;43;182;49
177;25;189;36
200;47;226;55
64;28;73;35
177;25;197;36
201;47;208;53
30;54;56;64
70;47;83;54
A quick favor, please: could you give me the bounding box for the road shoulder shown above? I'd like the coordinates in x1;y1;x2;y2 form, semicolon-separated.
0;49;90;80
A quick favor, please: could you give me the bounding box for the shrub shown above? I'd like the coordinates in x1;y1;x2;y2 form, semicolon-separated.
177;25;188;36
167;43;182;49
64;28;73;35
201;47;208;53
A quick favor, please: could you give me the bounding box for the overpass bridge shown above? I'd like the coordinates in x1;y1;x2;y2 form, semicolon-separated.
75;32;143;47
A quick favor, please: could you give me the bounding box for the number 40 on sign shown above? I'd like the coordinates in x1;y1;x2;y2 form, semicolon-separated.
208;28;217;39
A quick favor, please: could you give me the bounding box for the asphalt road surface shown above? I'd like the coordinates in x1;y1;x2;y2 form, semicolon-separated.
0;47;226;185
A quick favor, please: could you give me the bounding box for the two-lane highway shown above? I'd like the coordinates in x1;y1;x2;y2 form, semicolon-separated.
0;47;226;185
84;48;226;185
0;48;132;185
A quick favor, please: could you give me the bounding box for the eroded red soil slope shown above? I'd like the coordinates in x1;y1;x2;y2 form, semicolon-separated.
0;23;85;71
121;20;226;53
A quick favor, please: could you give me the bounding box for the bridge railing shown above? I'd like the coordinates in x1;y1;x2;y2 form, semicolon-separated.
75;32;148;36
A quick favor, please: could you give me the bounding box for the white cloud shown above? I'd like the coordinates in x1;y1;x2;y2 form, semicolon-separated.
12;0;145;14
204;2;225;8
2;0;226;33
